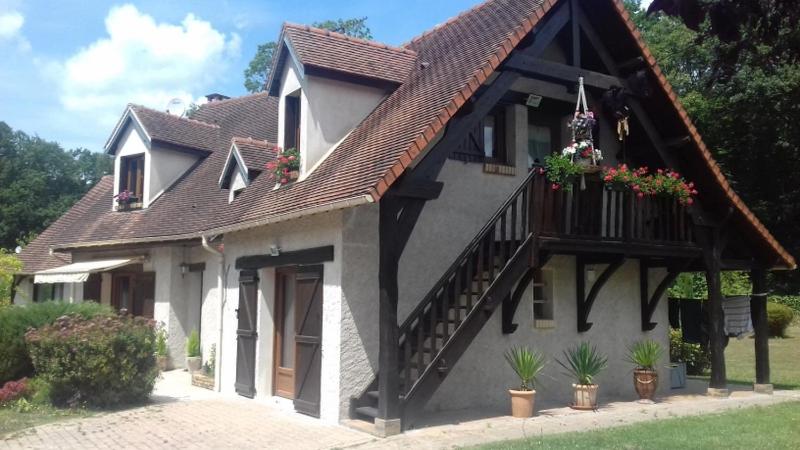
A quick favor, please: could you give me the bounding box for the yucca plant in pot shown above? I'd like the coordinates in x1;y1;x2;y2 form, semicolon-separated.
557;342;608;410
504;346;546;417
627;339;664;401
186;329;202;373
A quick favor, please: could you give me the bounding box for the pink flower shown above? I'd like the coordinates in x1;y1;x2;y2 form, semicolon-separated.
280;157;289;164
551;183;560;191
280;178;288;184
637;192;644;199
687;198;694;205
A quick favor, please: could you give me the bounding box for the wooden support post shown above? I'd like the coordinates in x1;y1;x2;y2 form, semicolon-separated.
751;266;771;392
699;226;728;394
377;198;401;424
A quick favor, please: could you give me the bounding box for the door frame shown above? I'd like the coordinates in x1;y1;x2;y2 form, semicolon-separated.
273;266;296;399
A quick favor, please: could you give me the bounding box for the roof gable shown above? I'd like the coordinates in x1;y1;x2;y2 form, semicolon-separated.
266;23;418;96
219;137;276;189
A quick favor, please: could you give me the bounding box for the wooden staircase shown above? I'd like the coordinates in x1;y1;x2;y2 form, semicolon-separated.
352;170;540;429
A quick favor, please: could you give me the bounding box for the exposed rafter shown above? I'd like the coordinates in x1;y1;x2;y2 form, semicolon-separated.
639;258;692;331
576;255;624;332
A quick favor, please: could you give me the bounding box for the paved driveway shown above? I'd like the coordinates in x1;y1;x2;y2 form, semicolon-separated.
0;371;375;450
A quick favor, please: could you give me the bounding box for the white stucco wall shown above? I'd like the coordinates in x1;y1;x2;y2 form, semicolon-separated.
220;211;344;423
112;124;198;208
276;56;387;176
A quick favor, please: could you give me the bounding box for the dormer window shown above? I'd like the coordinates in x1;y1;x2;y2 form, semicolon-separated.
118;153;144;209
284;91;301;151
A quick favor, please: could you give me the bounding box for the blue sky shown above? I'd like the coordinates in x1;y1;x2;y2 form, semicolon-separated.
0;0;481;151
0;0;651;152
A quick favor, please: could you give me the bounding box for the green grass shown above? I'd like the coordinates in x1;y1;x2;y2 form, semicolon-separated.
721;324;800;389
473;401;800;449
0;402;91;438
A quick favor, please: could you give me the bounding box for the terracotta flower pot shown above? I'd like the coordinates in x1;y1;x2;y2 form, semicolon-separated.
157;355;170;371
508;389;536;418
186;356;202;373
289;170;300;181
571;384;599;410
633;369;659;400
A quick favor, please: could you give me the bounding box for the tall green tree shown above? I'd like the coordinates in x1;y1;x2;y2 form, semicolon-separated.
0;122;113;250
626;1;800;293
243;17;373;93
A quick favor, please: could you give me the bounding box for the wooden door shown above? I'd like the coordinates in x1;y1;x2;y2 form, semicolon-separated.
293;265;323;417
235;270;259;398
273;268;296;399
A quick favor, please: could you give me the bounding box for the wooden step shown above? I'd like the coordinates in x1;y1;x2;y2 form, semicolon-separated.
355;406;379;419
366;390;379;401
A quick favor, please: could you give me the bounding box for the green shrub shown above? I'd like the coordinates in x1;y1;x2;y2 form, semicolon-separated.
769;295;800;316
155;325;168;357
669;328;710;375
767;302;793;337
25;314;158;407
0;301;113;384
25;377;52;405
186;329;200;358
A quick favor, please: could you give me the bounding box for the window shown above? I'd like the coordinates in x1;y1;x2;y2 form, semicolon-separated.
119;154;145;206
532;269;554;328
482;109;507;163
527;110;561;168
284;92;301;151
33;283;64;302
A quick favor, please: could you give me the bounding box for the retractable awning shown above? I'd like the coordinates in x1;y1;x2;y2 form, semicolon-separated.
34;258;142;284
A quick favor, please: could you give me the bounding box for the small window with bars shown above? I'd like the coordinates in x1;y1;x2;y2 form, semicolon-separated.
532;269;555;329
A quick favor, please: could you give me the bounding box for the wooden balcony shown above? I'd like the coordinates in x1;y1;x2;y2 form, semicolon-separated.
530;172;700;258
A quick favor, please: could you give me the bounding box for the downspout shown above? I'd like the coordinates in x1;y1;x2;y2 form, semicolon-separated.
202;234;227;392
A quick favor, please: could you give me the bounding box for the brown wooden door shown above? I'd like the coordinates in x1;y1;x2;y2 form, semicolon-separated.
293;265;323;417
235;270;259;398
273;268;296;399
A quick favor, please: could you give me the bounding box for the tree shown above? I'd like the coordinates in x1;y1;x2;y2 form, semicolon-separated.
243;17;373;93
0;249;22;306
626;1;800;293
0;122;113;250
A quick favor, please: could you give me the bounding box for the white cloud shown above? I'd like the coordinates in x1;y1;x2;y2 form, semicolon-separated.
52;4;240;128
0;10;30;51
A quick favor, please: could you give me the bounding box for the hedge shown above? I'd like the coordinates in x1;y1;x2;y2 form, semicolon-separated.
0;301;113;384
767;302;794;338
25;314;158;407
669;328;710;375
769;295;800;316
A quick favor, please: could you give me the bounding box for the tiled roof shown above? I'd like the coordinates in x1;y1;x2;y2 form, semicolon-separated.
232;137;277;172
129;105;221;152
266;23;418;95
17;0;794;272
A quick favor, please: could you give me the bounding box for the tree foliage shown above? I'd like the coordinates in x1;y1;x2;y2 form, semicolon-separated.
0;250;22;306
243;17;373;93
627;1;800;293
0;121;113;250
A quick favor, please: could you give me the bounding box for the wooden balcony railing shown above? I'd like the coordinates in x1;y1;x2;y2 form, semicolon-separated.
531;171;694;245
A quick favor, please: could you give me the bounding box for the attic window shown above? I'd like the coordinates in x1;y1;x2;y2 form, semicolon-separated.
284;91;301;151
118;154;144;209
482;109;507;164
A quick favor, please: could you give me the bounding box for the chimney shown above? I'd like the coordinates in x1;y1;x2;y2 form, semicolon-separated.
205;93;230;103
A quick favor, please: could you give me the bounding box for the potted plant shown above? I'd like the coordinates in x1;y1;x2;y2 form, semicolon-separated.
265;147;300;185
557;342;608;410
627;340;664;400
186;329;201;373
113;189;138;211
504;346;546;418
543;154;583;192
155;325;170;371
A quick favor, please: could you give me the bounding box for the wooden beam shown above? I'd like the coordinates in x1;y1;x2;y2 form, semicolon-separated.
697;225;728;390
235;246;334;270
640;259;690;331
570;0;580;67
502;268;535;334
378;197;402;421
504;54;624;91
618;56;646;72
750;266;770;386
520;2;570;58
577;255;624;332
665;136;692;148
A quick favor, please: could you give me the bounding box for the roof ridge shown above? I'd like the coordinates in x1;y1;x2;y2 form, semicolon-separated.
231;136;277;147
403;0;496;48
199;91;272;108
130;104;221;129
283;22;417;56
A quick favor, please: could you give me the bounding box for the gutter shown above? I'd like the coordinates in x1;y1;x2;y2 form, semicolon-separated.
201;235;226;393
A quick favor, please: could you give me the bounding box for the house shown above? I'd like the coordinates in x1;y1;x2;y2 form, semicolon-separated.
13;0;795;436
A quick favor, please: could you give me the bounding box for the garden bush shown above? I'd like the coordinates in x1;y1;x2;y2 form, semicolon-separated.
0;301;113;384
669;328;710;375
769;295;800;316
0;378;28;404
25;314;158;407
767;302;794;337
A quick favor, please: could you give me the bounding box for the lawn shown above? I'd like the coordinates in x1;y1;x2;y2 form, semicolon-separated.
722;323;800;389
473;401;800;450
0;403;91;438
